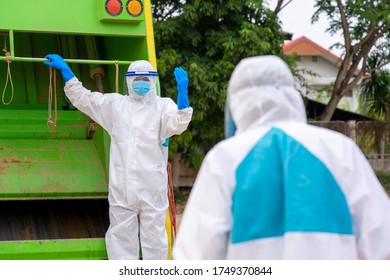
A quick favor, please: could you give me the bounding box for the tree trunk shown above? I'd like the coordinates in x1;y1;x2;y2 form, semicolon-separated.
320;91;343;121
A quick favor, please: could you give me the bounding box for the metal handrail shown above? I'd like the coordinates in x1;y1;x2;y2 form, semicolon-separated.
0;56;131;65
1;30;131;65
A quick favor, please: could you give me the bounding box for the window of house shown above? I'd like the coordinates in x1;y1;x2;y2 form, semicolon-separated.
312;56;318;62
345;90;353;97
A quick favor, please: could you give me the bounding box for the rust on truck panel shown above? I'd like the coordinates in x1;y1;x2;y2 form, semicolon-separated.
10;157;21;163
1;157;33;163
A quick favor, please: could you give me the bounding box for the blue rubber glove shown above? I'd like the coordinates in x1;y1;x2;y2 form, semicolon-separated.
44;54;75;82
174;67;189;110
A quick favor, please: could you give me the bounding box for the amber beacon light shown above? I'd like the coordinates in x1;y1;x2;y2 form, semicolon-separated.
126;0;143;16
99;0;144;22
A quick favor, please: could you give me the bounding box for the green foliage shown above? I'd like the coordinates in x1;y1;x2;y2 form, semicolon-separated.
152;0;285;167
360;51;390;120
313;0;389;48
357;131;377;155
174;189;185;204
375;170;390;192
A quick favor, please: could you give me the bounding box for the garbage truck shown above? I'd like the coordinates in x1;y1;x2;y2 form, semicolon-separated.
0;0;175;259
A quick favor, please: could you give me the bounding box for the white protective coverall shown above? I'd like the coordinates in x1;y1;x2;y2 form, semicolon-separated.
173;55;390;260
64;60;193;259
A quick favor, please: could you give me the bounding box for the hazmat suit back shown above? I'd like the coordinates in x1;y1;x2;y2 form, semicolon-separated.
64;60;193;259
173;55;390;260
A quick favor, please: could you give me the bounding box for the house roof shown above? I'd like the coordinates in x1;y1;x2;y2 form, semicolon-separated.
284;35;363;83
283;36;342;66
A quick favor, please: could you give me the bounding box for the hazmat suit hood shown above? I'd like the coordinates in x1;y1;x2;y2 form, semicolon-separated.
225;55;307;138
125;60;158;103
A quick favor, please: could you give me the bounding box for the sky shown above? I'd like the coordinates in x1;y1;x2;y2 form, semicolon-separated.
268;0;344;57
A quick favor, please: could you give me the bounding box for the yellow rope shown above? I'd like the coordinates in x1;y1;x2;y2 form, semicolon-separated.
47;67;57;133
53;69;57;134
115;60;119;93
48;67;53;125
2;36;14;105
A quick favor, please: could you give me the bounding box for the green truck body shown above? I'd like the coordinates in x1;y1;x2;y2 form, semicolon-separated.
0;0;160;259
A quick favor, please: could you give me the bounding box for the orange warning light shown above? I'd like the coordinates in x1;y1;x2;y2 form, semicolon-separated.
105;0;123;16
126;0;143;17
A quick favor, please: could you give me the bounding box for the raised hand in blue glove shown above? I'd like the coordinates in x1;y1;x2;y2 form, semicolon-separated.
43;54;75;82
174;67;189;110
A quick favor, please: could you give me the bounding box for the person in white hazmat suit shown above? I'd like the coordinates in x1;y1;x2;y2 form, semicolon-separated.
44;54;193;260
173;55;390;260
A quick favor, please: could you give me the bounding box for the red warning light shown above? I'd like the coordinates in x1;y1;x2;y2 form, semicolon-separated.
105;0;123;16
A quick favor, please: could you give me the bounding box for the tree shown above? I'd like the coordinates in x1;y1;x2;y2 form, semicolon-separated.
152;0;285;167
273;0;294;14
312;0;390;121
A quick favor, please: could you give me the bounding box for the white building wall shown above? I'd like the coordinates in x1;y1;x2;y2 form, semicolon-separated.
295;55;360;112
297;56;339;78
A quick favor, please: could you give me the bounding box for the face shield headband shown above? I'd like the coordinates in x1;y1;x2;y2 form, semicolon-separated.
124;71;159;97
125;71;159;77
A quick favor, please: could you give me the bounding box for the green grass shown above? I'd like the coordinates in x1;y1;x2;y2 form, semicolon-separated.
375;170;390;193
173;188;191;205
174;190;185;204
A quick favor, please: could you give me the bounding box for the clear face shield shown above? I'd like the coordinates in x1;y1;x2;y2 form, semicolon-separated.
124;70;159;97
224;98;237;139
